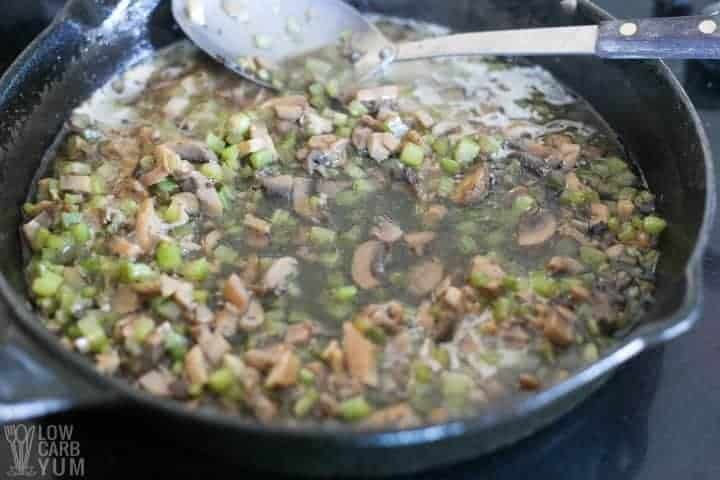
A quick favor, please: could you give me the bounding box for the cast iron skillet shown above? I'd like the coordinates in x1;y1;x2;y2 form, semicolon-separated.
0;0;714;476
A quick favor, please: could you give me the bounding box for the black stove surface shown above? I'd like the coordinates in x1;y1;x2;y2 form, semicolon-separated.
1;1;719;479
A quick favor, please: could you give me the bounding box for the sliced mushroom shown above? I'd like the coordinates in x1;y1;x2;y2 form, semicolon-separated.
542;308;575;347
22;211;52;244
243;213;271;236
239;300;264;332
187;171;223;218
111;286;140;315
165;140;218;163
138;369;173;396
342;322;378;386
355;85;399;109
265;350;300;388
414;110;435;129
198;329;231;365
59;175;92;193
285;322;313;345
352;240;385;290
135;198;156;252
407;259;445;297
316;179;351;198
451;164;489;205
422;204;448;227
304;137;349;174
546;256;585;275
292;177;313;219
184;345;208;385
404;231;436;255
357;301;405;334
351;126;373;151
224;274;251;314
259;174;294;198
371;217;404;244
517;211;557;247
160;275;196;310
300;111;333;135
261;256;299;294
245;344;289;371
363;403;418;429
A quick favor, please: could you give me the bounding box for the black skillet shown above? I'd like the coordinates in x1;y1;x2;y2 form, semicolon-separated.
0;0;714;476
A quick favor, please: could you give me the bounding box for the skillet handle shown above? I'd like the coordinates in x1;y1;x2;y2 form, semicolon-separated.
0;336;109;424
597;15;720;59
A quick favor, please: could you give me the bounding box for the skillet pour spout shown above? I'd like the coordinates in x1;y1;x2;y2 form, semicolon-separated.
0;0;713;476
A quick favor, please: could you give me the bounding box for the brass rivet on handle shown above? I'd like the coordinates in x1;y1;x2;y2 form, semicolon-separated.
619;22;638;36
699;19;718;35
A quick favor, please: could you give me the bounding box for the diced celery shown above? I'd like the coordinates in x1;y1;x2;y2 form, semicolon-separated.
339;396;372;421
454;138;481;164
400;143;424;168
32;271;64;297
182;258;210;282
118;262;157;283
206;132;226;154
440;157;460;175
643;215;667;235
70;223;91;243
249;149;274;169
156;241;182;272
208;367;234;394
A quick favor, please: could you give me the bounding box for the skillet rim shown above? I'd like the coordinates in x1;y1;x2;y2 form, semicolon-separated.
0;0;714;446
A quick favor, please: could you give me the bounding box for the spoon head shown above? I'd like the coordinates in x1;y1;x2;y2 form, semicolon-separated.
171;0;386;89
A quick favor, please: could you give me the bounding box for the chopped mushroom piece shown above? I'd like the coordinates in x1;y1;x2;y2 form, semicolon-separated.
422;204;447;227
245;344;288;371
259;175;294;198
407;259;444;296
160;275;196;309
135;198;157;252
363;403;418;428
546;256;585;275
517;211;557;247
188;171;223;218
109;237;143;259
404;231;436;255
352;240;385;290
165;140;219;163
351;126;373;151
59;175;92;193
470;256;506;292
371;217;404;244
261;256;299;293
292;177;313;218
542;308;575;347
138;369;173;396
238;300;264;332
590;203;610;226
22;211;52;244
366;132;400;162
111;286;140;314
198;328;231;364
285;322;313;345
322;339;344;373
265;350;300;388
451;165;489;205
413;110;435;129
243;213;271;235
357;301;405;333
355;85;399;108
224;274;251;314
342;322;378;386
185;345;209;385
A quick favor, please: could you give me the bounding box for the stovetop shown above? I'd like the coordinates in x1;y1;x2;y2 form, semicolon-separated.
1;1;719;479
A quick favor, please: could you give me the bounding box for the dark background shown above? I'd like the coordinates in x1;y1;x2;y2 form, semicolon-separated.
0;0;719;479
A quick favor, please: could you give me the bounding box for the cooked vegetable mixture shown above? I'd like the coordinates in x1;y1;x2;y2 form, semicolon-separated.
23;19;666;428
